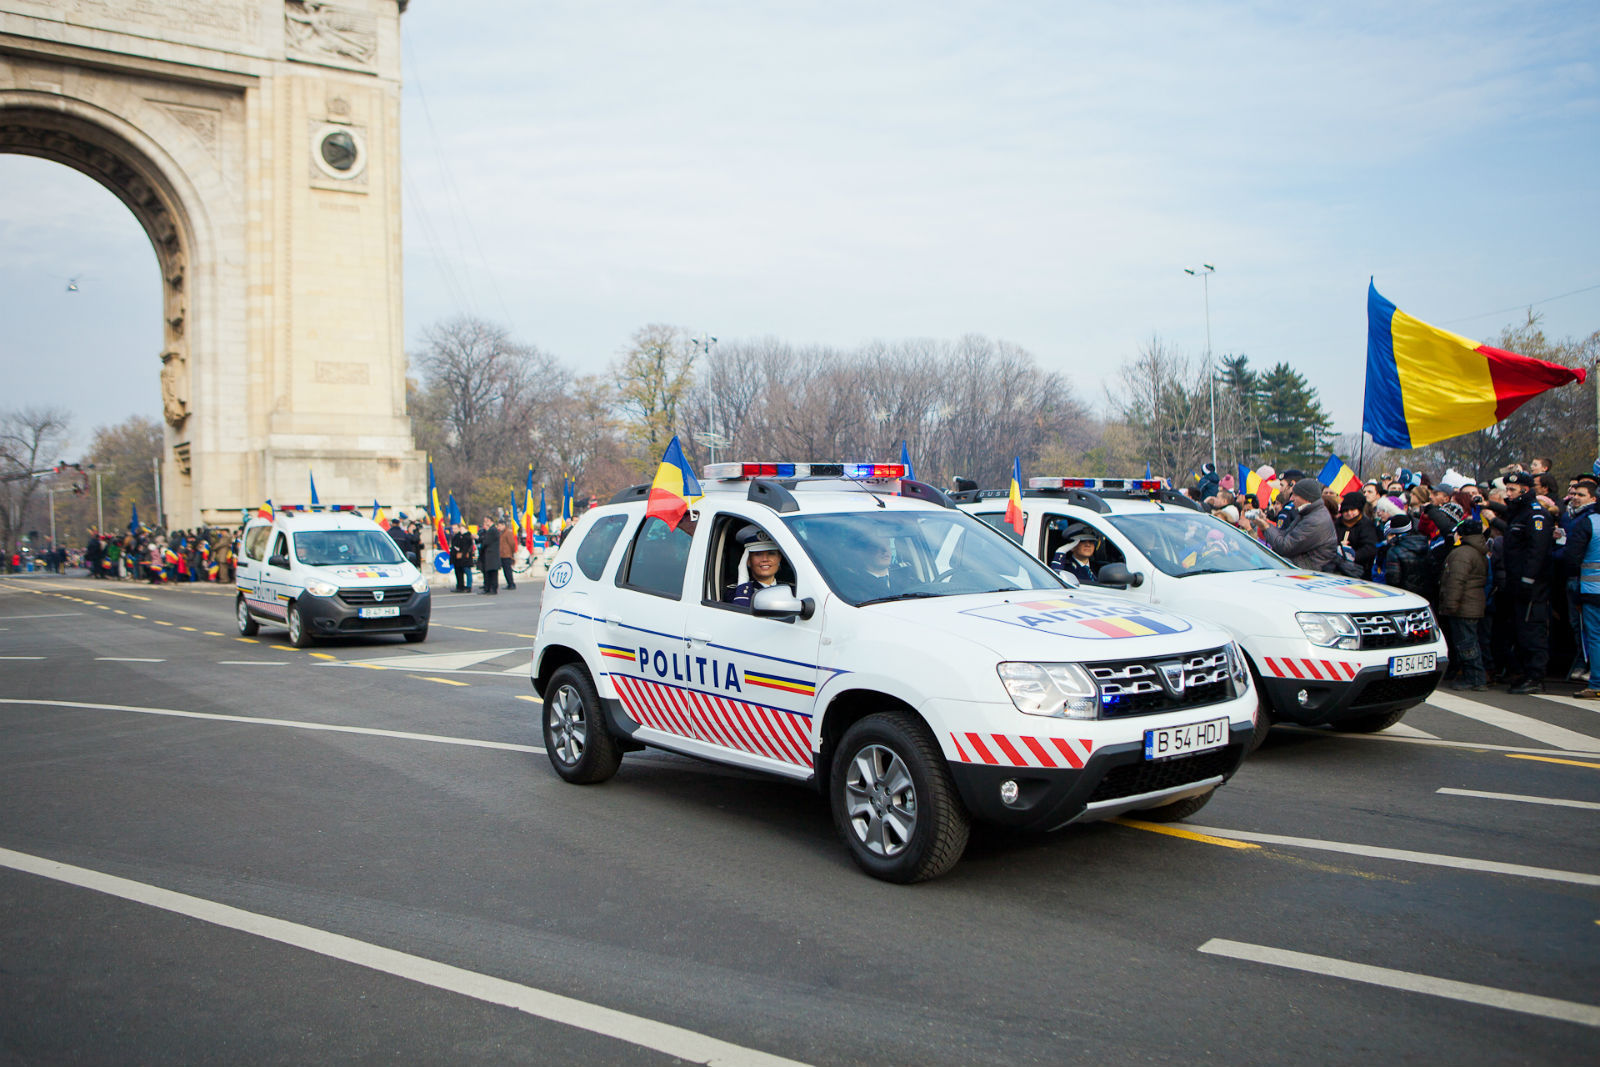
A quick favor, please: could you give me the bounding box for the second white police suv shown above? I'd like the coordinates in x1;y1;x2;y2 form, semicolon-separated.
531;461;1258;883
956;477;1448;744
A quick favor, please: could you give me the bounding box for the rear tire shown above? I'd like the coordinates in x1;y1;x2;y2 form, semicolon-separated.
235;594;259;636
830;711;970;883
542;665;622;784
286;603;313;648
1331;706;1409;733
1134;786;1216;822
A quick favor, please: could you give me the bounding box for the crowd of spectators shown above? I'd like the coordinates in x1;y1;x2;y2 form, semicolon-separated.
1193;456;1600;697
79;526;242;584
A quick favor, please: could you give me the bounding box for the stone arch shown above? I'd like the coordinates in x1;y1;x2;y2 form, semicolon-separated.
0;90;212;489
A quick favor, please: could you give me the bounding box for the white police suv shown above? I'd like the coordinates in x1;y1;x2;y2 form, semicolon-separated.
235;507;431;646
956;477;1446;743
531;462;1258;883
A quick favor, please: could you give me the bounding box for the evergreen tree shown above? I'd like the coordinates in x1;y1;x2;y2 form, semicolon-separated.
1254;362;1332;471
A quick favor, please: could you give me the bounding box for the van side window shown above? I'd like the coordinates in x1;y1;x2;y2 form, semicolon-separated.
619;517;693;599
244;526;271;560
575;515;627;580
972;511;1021;543
271;532;289;563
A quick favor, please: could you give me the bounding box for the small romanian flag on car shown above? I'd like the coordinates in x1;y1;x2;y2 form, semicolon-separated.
1005;457;1025;535
1364;281;1586;449
645;436;702;532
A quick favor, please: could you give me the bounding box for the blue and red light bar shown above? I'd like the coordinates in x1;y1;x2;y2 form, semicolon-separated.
1028;476;1168;493
703;462;908;481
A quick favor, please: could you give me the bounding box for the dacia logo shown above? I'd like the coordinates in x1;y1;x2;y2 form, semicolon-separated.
1157;661;1186;695
373;589;385;602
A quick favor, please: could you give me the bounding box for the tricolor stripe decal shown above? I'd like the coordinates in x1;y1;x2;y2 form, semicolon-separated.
950;733;1093;769
611;675;813;768
742;669;816;696
598;644;637;663
1262;657;1360;681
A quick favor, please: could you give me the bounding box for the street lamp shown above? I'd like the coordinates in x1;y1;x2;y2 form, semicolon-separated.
1184;264;1217;472
689;334;721;462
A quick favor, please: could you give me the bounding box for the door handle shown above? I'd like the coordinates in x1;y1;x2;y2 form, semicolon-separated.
605;618;622;627
687;632;710;647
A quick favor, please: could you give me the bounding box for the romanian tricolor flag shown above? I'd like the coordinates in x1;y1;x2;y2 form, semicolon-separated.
537;486;548;536
1317;455;1361;497
371;499;389;530
1236;465;1272;509
427;460;444;549
1364;281;1586;449
1004;457;1024;535
644;437;702;532
562;476;575;532
257;500;273;521
523;465;537;553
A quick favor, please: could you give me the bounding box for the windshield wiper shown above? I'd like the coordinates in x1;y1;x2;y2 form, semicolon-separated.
856;591;944;606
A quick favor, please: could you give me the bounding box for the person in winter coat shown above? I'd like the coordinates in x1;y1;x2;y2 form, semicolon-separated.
1562;481;1600;698
1439;517;1489;690
1253;477;1338;570
499;519;520;591
1501;472;1554;693
448;522;475;592
1325;491;1380;577
1382;515;1433;596
478;518;501;594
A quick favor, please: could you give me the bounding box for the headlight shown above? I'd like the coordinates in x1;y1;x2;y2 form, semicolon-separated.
304;579;338;597
1296;611;1359;650
1224;643;1250;687
412;575;430;593
997;662;1099;719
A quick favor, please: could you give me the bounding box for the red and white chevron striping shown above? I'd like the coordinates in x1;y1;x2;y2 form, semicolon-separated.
612;674;813;768
1261;657;1359;681
949;732;1094;769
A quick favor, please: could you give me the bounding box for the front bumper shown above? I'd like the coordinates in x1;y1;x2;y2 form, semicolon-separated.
291;589;431;636
947;725;1253;833
1259;660;1445;726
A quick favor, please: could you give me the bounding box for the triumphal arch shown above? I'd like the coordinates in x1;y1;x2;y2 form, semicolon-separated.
0;1;424;525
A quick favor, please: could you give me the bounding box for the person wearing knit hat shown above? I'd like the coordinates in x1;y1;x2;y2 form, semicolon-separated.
1327;490;1380;578
1250;476;1338;570
1382;513;1432;596
723;525;787;607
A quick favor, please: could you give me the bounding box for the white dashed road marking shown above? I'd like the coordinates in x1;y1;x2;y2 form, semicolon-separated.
0;846;810;1067
1436;788;1600;811
1200;939;1600;1028
1426;690;1600;751
0;612;83;620
95;658;166;663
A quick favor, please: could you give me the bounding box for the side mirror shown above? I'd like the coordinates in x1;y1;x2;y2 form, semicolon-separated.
750;583;815;621
268;554;289;570
1097;562;1144;589
1055;568;1081;589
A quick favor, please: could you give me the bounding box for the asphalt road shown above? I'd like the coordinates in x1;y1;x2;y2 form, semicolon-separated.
1;571;1596;1065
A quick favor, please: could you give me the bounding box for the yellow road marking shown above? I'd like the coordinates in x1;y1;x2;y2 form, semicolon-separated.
132;614;146;619
355;662;386;670
153;620;173;626
270;645;296;652
235;637;257;644
1113;818;1261;850
502;632;539;639
420;676;468;687
308;652;336;660
178;626;197;631
515;694;543;704
95;604;110;610
113;609;128;615
203;631;224;637
1508;753;1600;770
453;626;487;633
95;588;150;601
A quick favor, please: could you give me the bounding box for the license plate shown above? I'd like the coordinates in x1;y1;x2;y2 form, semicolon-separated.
1390;652;1435;677
359;606;400;619
1144;717;1230;761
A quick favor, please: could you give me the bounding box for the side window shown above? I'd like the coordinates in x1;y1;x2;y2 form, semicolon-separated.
1042;514;1125;571
700;515;797;609
620;516;693;599
574;515;627;580
244;526;271;560
271;532;289;564
972;510;1021;543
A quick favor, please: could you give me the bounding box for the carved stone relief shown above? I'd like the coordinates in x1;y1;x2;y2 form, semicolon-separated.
285;2;377;68
154;101;220;156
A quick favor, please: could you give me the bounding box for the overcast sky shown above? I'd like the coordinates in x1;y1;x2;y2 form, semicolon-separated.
2;0;1597;459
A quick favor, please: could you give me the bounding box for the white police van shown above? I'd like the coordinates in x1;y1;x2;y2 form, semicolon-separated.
531;462;1258;883
235;507;431;647
956;477;1447;743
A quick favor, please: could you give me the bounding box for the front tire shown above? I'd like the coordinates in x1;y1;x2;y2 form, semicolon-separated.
285;603;313;648
1331;706;1409;733
1134;785;1216;822
542;665;622;784
235;594;259;636
404;626;428;643
830;711;970;883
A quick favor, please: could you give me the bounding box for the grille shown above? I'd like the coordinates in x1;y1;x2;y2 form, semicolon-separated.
1350;672;1438;708
1089;647;1234;719
1352;608;1436;650
337;586;414;605
336;613;419;631
1086;747;1238;803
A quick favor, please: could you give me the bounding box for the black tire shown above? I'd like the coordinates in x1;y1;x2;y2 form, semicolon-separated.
235;594;259;636
1331;706;1409;733
404;627;428;643
542;665;622;784
1134;785;1216;822
830;711;970;883
1246;661;1272;754
285;603;314;648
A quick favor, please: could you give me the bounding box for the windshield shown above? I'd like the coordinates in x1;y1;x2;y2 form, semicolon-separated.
1107;512;1286;577
292;529;404;567
784;509;1065;606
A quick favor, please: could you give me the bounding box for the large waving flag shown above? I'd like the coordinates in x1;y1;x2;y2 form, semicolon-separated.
1236;465;1272;509
1004;457;1025;535
644;437;702;531
522;466;537;552
900;440;915;482
1365;282;1586;449
1317;455;1361;497
427;460;443;549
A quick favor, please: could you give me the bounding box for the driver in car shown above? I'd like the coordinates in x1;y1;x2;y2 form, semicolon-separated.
1050;524;1101;584
724;526;785;607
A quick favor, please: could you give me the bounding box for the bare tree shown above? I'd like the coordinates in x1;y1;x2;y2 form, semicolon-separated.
0;406;73;555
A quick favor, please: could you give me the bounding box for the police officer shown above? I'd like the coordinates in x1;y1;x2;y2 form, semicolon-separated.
724;527;785;607
1050;524;1101;584
1502;471;1553;694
